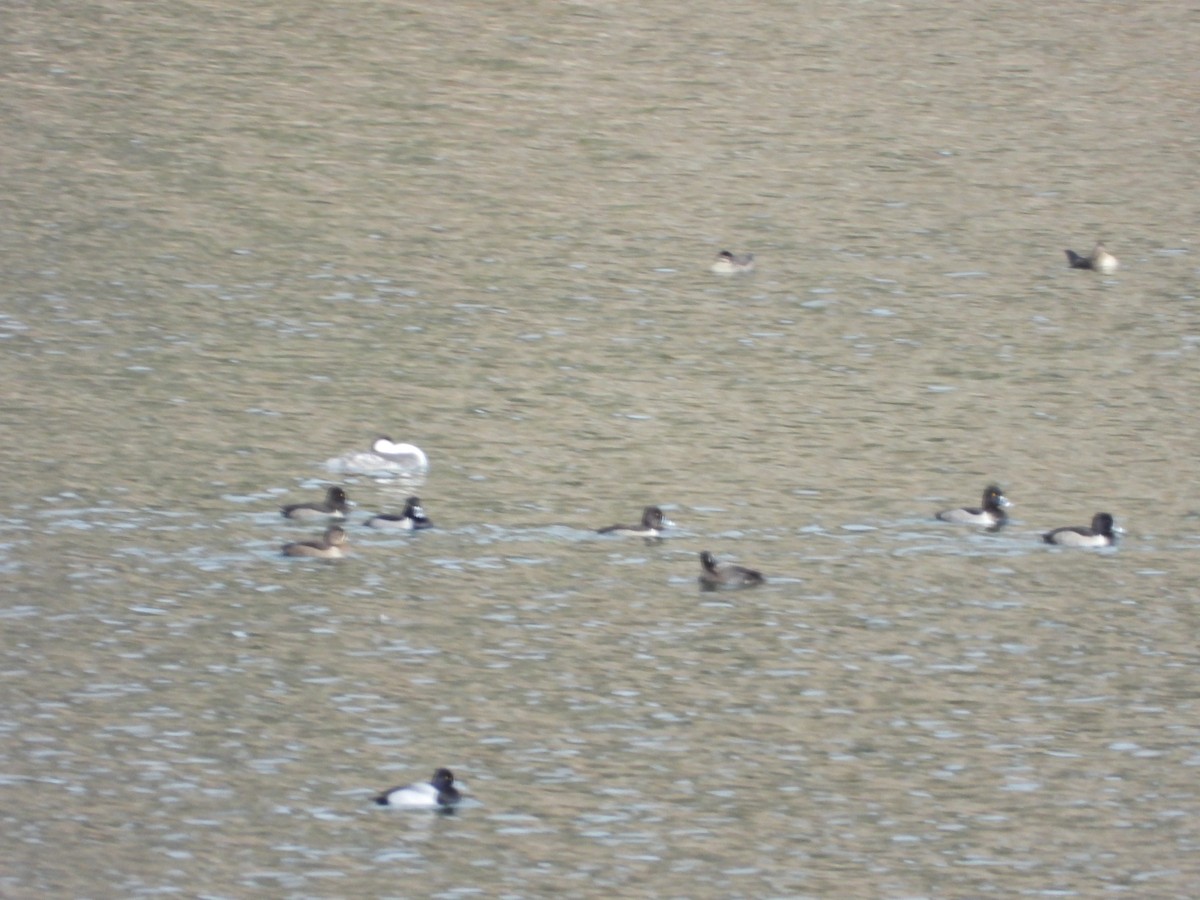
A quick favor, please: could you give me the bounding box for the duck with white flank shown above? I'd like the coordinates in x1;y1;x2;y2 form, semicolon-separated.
1043;512;1122;548
366;495;433;530
374;768;461;811
1065;242;1119;275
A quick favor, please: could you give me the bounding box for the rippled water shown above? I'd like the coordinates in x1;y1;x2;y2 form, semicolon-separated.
4;1;1200;896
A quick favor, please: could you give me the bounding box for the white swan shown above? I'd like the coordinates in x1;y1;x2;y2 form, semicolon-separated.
324;436;429;476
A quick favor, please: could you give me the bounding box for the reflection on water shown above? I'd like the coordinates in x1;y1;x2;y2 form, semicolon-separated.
4;0;1200;896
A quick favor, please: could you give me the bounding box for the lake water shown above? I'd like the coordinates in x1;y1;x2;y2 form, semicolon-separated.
3;1;1200;896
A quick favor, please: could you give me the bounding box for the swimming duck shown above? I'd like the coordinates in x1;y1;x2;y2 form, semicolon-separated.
282;525;349;559
698;550;765;588
365;496;433;530
597;505;673;537
1065;242;1119;275
374;768;461;810
711;250;755;275
281;486;350;521
1042;512;1122;548
936;485;1012;530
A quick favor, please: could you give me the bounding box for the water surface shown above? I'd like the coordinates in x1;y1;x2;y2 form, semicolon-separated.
3;1;1200;896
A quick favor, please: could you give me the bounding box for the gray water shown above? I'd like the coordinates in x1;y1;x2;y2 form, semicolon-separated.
3;1;1200;897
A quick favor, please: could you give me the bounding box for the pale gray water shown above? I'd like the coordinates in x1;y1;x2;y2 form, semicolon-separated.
3;1;1200;897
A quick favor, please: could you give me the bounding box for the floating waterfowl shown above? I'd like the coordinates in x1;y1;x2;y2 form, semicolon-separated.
282;525;349;559
1042;512;1122;548
598;505;673;537
281;486;350;521
366;495;433;530
711;250;755;275
936;485;1012;530
1065;242;1119;275
374;768;461;811
698;550;765;588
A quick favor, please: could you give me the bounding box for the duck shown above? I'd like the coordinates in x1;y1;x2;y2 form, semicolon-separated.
374;768;461;811
711;250;756;275
1065;242;1119;275
365;496;433;530
1042;512;1122;548
281;486;350;521
936;485;1012;530
698;551;765;588
282;525;349;559
597;505;673;537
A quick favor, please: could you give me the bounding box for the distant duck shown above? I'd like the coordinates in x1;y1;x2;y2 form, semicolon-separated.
282;525;348;559
936;485;1012;530
1065;242;1119;275
711;250;755;275
1042;512;1122;548
698;551;765;588
374;768;461;811
597;505;673;537
281;486;350;520
366;496;433;530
